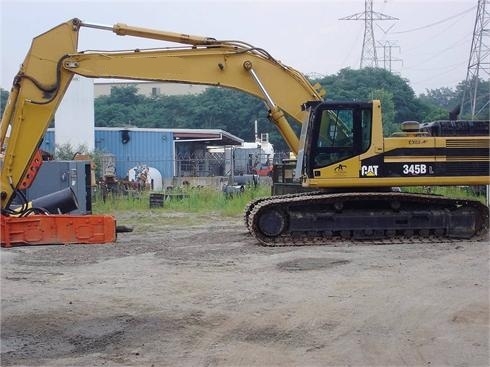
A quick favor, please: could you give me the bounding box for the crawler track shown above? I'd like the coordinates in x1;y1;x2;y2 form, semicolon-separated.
243;191;324;230
246;192;489;246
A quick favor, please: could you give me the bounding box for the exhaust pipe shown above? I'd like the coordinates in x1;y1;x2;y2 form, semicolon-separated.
27;187;79;214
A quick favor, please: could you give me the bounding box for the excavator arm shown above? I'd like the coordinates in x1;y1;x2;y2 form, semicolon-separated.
1;18;325;210
2;18;488;248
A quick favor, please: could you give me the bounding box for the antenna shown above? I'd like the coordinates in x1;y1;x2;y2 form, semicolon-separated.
461;0;489;118
340;0;398;68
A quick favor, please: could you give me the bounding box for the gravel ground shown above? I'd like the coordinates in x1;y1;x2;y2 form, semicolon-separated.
1;211;489;367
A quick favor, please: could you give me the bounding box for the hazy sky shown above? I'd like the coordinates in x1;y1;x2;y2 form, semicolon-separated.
0;0;479;95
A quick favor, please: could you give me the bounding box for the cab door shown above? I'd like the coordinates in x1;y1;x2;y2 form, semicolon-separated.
304;101;373;179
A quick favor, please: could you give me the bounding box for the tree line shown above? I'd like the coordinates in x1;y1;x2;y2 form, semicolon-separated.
1;68;488;152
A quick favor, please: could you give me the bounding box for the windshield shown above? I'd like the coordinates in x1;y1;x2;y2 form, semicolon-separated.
309;104;372;169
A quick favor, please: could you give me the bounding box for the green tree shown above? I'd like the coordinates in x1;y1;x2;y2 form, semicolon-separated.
95;85;146;126
454;78;489;119
93;74;485;154
315;68;427;124
420;78;490;121
1;88;9;116
94;85;292;149
419;86;456;110
106;85;143;105
371;89;398;136
55;143;90;160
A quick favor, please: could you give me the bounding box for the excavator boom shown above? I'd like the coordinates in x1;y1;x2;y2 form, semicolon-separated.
1;18;324;210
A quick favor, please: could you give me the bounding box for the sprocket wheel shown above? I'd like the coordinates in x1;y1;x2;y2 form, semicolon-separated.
257;208;288;237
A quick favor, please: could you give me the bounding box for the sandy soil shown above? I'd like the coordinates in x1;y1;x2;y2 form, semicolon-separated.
1;211;489;367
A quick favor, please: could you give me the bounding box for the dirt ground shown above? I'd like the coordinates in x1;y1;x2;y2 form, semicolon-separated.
1;211;489;367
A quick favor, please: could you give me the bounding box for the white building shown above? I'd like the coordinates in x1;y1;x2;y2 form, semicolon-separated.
94;81;208;98
55;76;94;150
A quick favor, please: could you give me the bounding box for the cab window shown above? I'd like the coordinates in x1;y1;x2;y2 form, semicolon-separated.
311;105;372;169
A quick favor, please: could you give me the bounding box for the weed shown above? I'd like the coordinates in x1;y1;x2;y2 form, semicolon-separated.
402;185;487;203
93;184;487;218
92;184;271;217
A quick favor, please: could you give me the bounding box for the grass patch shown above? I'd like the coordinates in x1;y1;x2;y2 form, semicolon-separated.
402;185;487;203
93;184;487;219
92;184;271;217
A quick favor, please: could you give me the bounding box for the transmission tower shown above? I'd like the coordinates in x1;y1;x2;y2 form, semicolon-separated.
340;0;398;68
377;40;402;73
461;0;489;118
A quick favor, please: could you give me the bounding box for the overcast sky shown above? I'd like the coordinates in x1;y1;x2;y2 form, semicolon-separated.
0;0;479;95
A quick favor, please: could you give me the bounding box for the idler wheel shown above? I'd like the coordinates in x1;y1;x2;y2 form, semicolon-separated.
257;208;288;237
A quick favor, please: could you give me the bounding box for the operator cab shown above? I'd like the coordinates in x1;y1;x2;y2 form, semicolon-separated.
301;101;373;178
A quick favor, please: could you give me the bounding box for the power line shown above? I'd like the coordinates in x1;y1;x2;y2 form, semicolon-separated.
393;6;476;34
401;17;472;55
404;60;467;72
410;62;467;87
405;35;471;66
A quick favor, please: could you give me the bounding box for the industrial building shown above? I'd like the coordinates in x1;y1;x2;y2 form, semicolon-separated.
38;78;267;192
41;127;243;189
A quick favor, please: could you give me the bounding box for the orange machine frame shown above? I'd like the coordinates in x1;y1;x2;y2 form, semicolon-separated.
1;214;116;247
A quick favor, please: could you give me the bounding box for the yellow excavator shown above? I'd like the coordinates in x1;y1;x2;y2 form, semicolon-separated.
1;18;488;246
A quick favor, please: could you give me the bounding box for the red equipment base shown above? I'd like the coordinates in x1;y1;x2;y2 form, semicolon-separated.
1;214;116;247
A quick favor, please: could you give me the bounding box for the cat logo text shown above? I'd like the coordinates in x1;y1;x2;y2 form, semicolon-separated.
360;165;379;177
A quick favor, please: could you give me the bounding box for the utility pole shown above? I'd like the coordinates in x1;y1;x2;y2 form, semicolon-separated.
340;0;398;68
461;0;489;118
